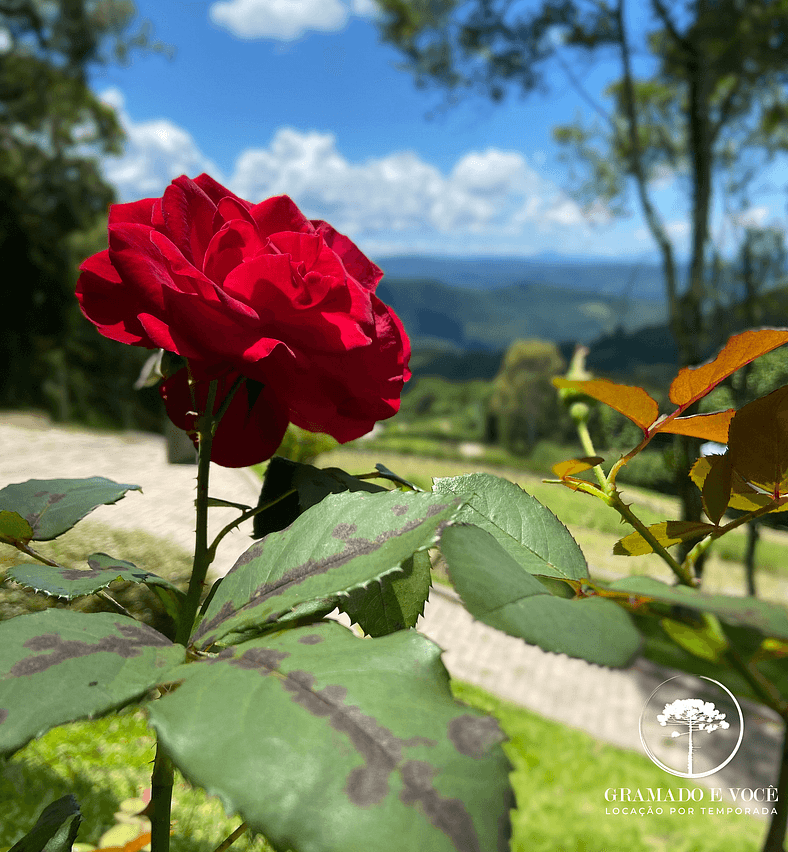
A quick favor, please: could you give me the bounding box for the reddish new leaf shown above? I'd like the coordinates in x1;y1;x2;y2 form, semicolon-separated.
614;521;715;556
553;378;659;430
668;328;788;407
654;410;735;443
727;385;788;497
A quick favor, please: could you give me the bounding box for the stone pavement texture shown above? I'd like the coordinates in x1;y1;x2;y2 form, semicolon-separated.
1;414;782;797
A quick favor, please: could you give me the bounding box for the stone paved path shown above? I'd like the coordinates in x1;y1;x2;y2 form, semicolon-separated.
1;414;782;800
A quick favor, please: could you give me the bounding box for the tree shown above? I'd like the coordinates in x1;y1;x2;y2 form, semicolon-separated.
0;1;163;417
374;0;788;561
657;697;730;775
487;338;566;453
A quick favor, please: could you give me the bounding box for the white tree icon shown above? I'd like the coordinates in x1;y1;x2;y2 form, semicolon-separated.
658;698;730;774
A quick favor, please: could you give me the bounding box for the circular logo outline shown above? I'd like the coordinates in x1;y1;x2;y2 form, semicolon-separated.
638;675;744;779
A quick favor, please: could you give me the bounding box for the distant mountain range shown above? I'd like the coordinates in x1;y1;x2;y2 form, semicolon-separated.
376;253;670;299
376;255;788;385
376;274;666;352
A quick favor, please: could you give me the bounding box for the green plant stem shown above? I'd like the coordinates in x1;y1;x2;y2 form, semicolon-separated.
575;419;608;491
610;496;696;586
206;486;297;563
175;383;218;647
152;382;217;852
566;395;694;586
762;719;788;852
150;742;174;852
214;822;248;852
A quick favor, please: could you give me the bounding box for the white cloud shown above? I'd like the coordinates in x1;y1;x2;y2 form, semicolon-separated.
350;0;379;17
99;98;610;254
230;130;592;242
100;89;221;201
731;205;770;229
209;0;350;40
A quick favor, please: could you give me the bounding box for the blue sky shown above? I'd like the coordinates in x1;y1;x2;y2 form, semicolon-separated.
87;0;787;261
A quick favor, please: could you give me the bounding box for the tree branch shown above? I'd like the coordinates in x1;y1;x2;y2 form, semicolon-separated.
614;0;679;320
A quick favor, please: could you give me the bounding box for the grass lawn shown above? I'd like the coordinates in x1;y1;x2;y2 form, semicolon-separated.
1;682;766;852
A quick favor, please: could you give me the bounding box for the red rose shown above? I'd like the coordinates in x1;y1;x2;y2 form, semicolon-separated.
76;174;410;466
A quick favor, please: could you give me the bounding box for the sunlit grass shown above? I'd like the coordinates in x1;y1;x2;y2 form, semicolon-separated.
453;681;764;852
0;708;274;852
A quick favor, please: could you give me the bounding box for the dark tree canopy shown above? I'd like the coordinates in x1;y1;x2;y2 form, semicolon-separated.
0;1;164;423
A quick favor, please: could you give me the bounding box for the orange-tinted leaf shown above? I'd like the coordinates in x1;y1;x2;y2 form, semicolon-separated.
553;378;659;430
699;452;733;525
552;457;605;478
614;521;715;556
727;385;788;496
655;410;735;442
93;832;152;852
668;328;788;407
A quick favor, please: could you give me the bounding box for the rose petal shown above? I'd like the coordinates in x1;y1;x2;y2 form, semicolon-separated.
76;251;153;346
159;176;219;269
194;174;250;208
249;195;315;239
312;220;383;291
109;197;156;227
160;368;289;467
203;220;267;290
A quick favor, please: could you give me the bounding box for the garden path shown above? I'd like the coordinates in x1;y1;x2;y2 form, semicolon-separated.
0;414;781;800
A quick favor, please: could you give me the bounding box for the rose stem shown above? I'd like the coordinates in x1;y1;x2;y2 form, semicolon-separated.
151;380;219;852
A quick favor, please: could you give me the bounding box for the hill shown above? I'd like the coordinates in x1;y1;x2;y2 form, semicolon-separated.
376;276;666;352
377;254;668;299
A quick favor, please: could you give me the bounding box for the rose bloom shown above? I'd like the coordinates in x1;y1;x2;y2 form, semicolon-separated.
76;174;410;466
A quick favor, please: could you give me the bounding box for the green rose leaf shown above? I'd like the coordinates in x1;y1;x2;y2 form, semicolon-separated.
608;576;788;639
0;610;185;755
339;550;432;637
0;478;141;542
0;511;35;545
8;795;81;852
439;524;640;667
432;473;588;581
149;622;513;852
193;490;464;649
6;553;185;601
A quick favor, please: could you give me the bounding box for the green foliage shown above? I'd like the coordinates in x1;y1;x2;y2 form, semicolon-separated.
0;2;166;428
271;424;339;465
8;326;788;852
441;523;641;666
0;478;141;543
8;796;81;852
432;473;588;582
1;709;274;852
3;686;764;852
149;623;513;852
0;609;185;755
6;552;184;603
487;339;570;454
193;490;463;648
